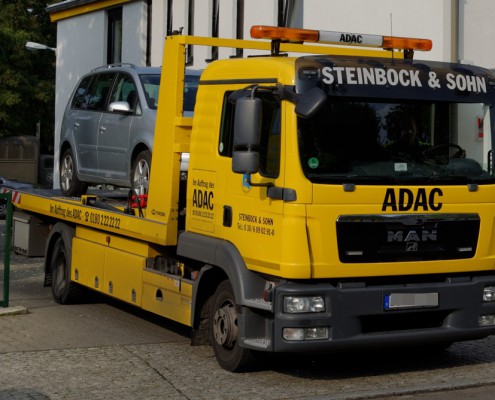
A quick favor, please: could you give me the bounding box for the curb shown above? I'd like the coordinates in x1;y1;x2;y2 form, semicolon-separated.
0;305;28;316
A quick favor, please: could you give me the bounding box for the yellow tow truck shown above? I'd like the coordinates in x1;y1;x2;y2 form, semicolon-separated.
11;26;495;371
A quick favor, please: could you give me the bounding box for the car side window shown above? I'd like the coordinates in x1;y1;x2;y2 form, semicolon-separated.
71;75;93;110
85;73;116;111
108;73;140;114
140;74;160;109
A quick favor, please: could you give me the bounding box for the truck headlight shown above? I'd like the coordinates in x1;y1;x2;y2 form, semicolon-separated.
283;296;325;313
483;286;495;302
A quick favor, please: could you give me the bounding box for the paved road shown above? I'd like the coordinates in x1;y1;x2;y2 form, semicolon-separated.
2;224;495;399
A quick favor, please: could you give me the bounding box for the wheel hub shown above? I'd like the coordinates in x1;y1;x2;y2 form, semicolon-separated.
213;303;238;349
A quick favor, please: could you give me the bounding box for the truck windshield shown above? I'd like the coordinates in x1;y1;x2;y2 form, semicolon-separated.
298;98;495;185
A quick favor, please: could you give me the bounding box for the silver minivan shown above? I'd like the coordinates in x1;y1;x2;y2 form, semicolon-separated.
59;64;200;197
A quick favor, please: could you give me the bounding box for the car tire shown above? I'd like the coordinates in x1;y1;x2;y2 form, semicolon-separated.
60;148;88;197
131;150;151;195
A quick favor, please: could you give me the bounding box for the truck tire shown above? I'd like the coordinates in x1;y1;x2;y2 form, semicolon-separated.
50;237;82;304
131;150;151;195
60;148;88;197
211;280;256;372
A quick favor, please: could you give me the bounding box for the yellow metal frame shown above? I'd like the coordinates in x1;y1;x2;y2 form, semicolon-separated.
148;35;402;245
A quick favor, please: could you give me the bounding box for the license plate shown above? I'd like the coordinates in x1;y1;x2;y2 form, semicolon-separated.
384;292;438;310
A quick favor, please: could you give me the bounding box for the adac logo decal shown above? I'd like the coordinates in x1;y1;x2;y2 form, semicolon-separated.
382;188;443;212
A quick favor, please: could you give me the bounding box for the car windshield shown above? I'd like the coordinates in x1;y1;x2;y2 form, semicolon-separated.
298;98;495;185
140;72;200;112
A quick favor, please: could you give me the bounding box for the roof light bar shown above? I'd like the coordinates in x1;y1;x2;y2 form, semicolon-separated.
250;25;432;52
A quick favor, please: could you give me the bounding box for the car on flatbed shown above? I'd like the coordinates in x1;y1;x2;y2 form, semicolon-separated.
59;64;200;197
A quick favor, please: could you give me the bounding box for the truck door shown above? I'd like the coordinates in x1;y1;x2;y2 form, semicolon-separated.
219;91;285;274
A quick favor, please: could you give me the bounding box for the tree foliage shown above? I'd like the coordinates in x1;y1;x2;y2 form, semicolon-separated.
0;0;56;153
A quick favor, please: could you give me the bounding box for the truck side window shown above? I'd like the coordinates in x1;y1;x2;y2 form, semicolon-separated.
219;91;281;178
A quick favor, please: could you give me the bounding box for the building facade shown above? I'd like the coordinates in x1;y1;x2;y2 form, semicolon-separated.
46;0;495;188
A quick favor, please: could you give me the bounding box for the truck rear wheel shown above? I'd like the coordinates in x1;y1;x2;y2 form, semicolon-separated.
211;280;255;372
50;237;81;304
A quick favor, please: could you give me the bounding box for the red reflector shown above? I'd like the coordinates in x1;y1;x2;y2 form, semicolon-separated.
131;194;148;208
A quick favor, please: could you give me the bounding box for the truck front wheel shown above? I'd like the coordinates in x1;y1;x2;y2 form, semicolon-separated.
211;280;255;371
50;237;81;304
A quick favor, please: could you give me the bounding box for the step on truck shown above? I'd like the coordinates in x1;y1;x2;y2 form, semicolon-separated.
11;26;495;371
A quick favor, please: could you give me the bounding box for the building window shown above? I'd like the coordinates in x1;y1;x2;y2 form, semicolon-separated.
186;0;195;65
278;0;296;27
206;0;219;62
107;8;122;64
234;0;244;58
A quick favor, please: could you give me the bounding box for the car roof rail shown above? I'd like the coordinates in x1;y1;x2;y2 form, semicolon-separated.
91;63;138;72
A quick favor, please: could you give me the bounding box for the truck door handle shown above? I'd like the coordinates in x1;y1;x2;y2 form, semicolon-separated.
99;126;106;133
74;122;80;128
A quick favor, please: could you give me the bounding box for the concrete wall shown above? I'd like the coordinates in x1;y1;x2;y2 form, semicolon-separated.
460;0;495;68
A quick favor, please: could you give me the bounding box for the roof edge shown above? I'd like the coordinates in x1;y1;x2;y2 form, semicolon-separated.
47;0;132;22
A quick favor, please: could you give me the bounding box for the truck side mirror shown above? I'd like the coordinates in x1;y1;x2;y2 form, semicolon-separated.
232;96;262;174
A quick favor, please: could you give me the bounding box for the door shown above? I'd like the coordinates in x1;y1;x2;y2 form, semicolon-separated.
97;73;137;181
72;72;115;176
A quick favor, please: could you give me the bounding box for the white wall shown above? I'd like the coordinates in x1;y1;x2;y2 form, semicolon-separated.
146;0;457;70
150;1;167;66
54;12;106;188
53;3;148;188
460;0;495;68
122;1;148;65
297;0;451;62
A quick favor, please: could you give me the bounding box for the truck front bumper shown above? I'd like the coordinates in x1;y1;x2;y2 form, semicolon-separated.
241;273;495;353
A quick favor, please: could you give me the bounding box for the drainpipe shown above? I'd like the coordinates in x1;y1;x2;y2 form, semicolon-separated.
146;0;152;66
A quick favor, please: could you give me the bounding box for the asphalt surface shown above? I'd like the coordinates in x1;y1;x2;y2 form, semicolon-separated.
2;221;495;399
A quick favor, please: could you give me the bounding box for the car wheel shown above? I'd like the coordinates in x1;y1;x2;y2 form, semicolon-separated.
131;150;151;195
60;148;88;197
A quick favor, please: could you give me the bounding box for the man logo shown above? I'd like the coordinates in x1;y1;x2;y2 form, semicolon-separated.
406;242;419;252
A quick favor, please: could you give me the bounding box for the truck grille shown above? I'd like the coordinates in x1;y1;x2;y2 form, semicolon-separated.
336;213;479;263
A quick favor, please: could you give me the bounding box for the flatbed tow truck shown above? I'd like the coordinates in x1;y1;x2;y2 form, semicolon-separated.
8;26;495;371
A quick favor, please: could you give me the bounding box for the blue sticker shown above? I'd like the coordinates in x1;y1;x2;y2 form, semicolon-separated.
242;173;251;191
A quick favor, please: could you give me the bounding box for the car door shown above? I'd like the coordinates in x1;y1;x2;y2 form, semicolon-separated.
70;72;115;176
97;72;136;183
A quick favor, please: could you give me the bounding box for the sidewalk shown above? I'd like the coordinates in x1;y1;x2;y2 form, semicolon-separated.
2;222;495;400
